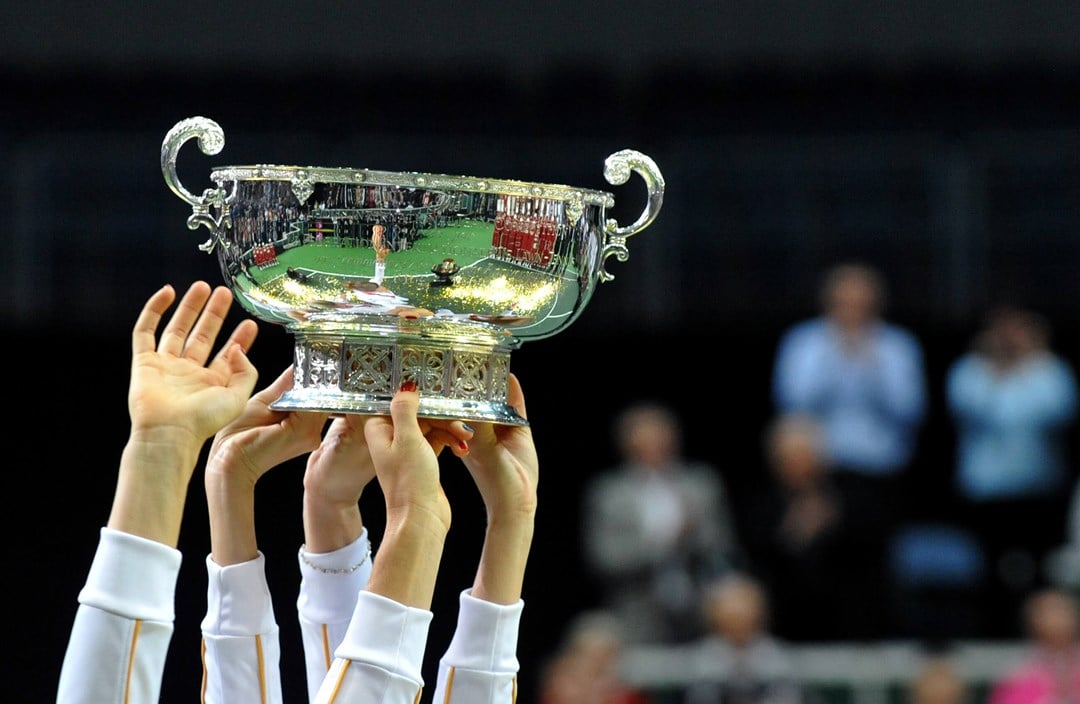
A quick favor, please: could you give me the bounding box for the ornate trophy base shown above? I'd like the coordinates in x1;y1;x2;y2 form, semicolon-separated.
272;320;526;426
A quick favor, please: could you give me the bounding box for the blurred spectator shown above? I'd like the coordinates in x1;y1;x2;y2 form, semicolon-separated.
771;261;928;638
681;572;803;704
989;587;1080;704
946;304;1078;637
741;413;853;641
908;655;970;704
538;610;653;704
582;401;742;644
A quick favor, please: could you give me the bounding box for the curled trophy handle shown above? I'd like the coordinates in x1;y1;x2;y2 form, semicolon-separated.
599;149;665;282
161;116;230;252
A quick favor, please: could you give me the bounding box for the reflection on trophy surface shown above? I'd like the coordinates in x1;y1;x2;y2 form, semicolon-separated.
162;116;665;425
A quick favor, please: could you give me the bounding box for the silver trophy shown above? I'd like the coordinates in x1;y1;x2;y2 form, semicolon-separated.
162;116;664;425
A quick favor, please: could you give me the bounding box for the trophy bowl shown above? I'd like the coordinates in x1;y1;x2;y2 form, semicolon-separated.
162;116;664;425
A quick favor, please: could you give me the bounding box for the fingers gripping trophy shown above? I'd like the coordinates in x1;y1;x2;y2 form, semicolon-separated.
162;116;665;425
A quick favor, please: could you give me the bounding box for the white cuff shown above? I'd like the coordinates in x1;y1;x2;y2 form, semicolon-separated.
297;531;371;624
201;552;277;636
441;590;523;673
78;526;181;622
335;591;432;685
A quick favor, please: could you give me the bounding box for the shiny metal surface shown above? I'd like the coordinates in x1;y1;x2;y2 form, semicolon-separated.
162;116;664;424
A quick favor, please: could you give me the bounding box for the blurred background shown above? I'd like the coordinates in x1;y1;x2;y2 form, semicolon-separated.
6;2;1080;702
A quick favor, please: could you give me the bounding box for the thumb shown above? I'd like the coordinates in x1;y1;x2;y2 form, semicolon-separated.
506;373;527;420
225;343;259;396
250;365;294;406
388;380;424;445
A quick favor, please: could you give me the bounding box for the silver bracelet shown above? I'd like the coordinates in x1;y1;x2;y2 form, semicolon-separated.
298;543;372;575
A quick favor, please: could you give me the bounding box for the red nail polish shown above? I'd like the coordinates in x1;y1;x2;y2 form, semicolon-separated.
400;380;418;392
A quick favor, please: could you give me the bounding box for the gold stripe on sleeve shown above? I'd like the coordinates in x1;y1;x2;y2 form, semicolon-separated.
442;667;455;703
321;624;332;669
255;634;267;704
200;638;208;703
124;620;142;704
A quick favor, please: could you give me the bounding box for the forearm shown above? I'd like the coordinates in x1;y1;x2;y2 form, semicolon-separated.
205;464;259;566
303;492;363;554
365;511;448;609
107;432;203;547
472;515;535;605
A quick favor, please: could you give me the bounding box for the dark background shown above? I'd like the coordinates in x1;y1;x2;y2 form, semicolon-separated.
5;3;1080;702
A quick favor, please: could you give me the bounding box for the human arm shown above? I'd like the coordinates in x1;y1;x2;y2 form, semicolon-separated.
201;365;329;704
58;281;259;704
297;414;378;702
111;281;260;546
868;329;927;426
298;406;470;702
432;372;539;703
683;466;742;574
771;323;844;413
945;355;997;425
1005;356;1079;428
312;382;453;703
582;477;664;576
946;353;1079;429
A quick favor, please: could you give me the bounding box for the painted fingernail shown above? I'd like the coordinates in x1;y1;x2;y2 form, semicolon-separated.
461;424;474;433
400;380;418;392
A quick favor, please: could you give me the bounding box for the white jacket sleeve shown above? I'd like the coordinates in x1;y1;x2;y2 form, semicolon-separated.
57;527;182;704
312;591;432;704
296;531;372;703
201;552;282;704
432;590;523;704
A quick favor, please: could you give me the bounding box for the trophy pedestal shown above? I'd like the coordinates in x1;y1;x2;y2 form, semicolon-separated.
274;321;526;425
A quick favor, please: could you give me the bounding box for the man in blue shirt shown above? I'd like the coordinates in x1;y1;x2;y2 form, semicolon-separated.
771;262;928;639
946;304;1078;636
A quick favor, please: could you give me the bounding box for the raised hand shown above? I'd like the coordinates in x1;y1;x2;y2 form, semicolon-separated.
303;402;473;552
205;365;329;565
359;382;452;608
207;366;328;489
111;281;260;547
302;414;378;554
128;281;259;442
461;373;539;521
459;373;539;604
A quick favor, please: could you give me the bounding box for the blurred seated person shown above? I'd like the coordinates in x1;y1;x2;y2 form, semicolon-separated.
583;401;743;644
538;610;653;704
989;587;1080;704
682;572;803;704
742;413;853;641
908;655;970;704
